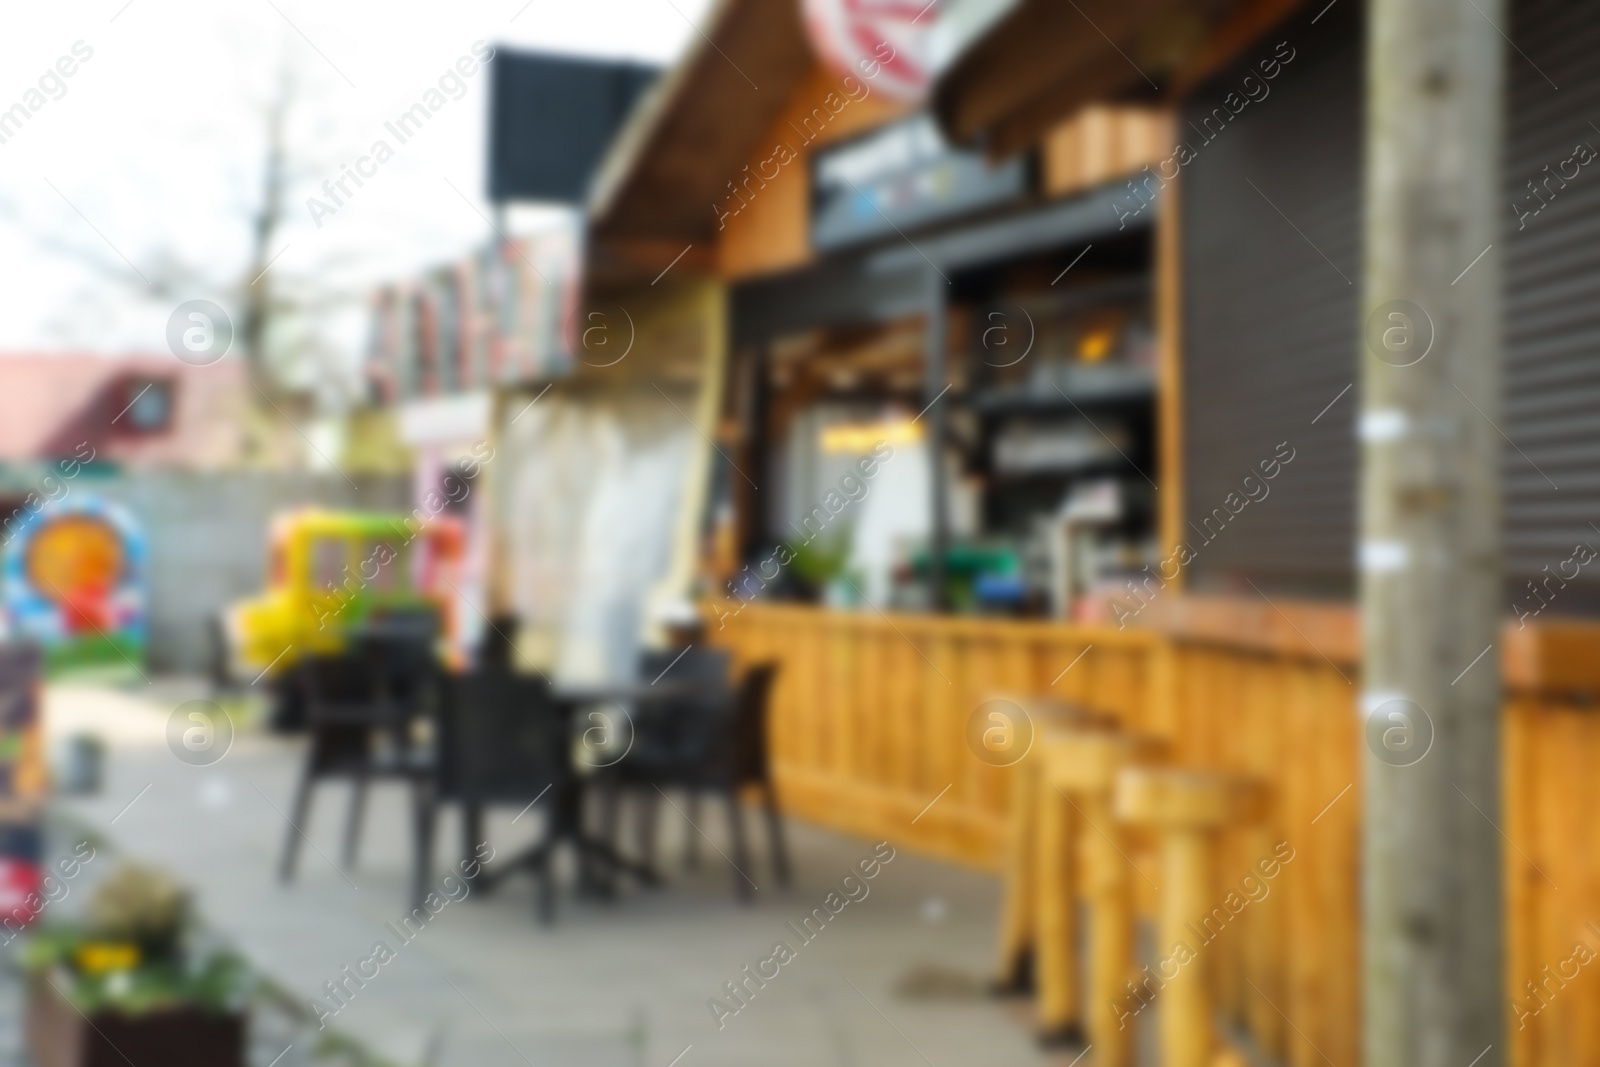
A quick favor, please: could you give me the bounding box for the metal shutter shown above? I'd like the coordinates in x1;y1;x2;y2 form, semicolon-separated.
1179;0;1600;609
1178;1;1362;597
1503;0;1600;613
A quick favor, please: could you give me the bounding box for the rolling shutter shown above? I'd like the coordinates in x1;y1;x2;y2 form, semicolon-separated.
1178;1;1362;597
1179;0;1600;611
1503;0;1600;613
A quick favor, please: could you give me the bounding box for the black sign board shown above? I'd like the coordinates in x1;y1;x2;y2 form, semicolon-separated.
810;113;1030;251
487;48;659;205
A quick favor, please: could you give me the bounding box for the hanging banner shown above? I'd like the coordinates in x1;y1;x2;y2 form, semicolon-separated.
802;0;933;102
2;499;146;674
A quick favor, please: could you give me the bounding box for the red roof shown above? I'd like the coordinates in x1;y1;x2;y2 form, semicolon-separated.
0;353;247;468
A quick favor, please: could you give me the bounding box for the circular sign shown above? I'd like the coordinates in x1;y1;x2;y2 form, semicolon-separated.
1364;697;1434;768
166;299;234;366
802;0;932;102
965;699;1034;767
167;700;235;767
1364;299;1434;368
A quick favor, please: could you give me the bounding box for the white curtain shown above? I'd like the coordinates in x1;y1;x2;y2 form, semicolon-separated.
500;388;696;683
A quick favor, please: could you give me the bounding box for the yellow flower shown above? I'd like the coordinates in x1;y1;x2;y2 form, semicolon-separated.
76;942;140;974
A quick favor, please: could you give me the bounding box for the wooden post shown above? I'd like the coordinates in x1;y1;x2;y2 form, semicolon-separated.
925;266;949;610
1115;768;1266;1067
1078;791;1132;1064
994;698;1114;1006
1050;730;1164;1065
995;750;1041;991
1363;0;1504;1064
1032;761;1079;1037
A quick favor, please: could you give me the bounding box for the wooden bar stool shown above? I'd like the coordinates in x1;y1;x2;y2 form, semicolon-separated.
1114;767;1268;1067
992;696;1111;996
1042;730;1164;1061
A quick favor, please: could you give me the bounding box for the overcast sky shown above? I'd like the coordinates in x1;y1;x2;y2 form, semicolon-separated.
0;0;712;381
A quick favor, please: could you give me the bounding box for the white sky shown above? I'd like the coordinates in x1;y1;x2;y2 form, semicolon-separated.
0;0;713;386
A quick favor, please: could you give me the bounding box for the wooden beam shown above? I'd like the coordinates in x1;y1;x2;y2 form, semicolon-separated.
1155;145;1186;586
925;267;951;611
1361;0;1505;1063
1165;0;1308;98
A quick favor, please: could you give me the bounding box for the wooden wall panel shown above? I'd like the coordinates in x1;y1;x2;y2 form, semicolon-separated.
1040;105;1175;199
715;65;909;282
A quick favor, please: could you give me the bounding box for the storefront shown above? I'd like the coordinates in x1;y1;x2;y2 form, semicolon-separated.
728;165;1165;619
582;0;1173;622
585;5;1600;1065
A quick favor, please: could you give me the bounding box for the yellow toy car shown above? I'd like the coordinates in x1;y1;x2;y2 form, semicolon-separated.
215;508;463;685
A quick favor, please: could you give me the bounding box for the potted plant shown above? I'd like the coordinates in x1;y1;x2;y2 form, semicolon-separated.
22;863;250;1067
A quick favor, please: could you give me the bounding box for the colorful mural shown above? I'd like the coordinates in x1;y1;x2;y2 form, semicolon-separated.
2;498;146;673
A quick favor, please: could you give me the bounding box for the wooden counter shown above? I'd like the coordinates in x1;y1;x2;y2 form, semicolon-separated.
711;597;1600;1067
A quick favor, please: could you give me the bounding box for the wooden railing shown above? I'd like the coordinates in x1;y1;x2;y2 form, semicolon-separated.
712;602;1152;867
712;598;1600;1067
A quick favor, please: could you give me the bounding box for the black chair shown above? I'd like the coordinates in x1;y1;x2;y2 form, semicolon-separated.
415;668;564;917
278;650;434;882
638;646;731;686
419;667;656;922
616;660;789;901
621;647;732;869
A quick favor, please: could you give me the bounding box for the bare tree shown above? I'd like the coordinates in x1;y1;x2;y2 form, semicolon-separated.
11;53;369;466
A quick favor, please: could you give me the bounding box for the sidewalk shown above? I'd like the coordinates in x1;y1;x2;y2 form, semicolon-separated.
45;681;1067;1067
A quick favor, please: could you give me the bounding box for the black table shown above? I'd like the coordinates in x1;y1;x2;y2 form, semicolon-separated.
472;677;727;908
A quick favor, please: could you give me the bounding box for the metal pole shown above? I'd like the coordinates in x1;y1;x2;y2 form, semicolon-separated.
1361;0;1504;1064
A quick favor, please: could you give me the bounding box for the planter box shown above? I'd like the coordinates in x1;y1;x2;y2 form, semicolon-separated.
27;977;245;1067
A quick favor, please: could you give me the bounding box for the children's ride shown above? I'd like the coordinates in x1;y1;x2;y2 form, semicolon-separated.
218;509;462;685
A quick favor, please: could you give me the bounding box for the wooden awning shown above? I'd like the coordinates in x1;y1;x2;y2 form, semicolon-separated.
586;0;817;285
931;0;1298;156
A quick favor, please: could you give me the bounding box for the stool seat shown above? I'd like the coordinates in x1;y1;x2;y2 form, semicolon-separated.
1115;766;1269;828
1045;732;1164;794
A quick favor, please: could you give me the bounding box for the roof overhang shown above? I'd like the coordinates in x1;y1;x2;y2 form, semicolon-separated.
931;0;1301;156
586;0;818;286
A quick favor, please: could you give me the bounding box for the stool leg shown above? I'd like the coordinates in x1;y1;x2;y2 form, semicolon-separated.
995;758;1039;993
1085;792;1133;1067
1161;830;1213;1067
1035;780;1082;1042
1243;826;1285;1059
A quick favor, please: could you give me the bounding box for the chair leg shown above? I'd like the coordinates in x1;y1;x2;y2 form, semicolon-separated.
683;791;701;871
725;790;753;902
279;765;316;884
537;858;557;925
461;803;484;873
634;791;660;873
761;779;791;887
589;783;621;899
599;783;621;850
343;775;368;870
410;779;436;910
